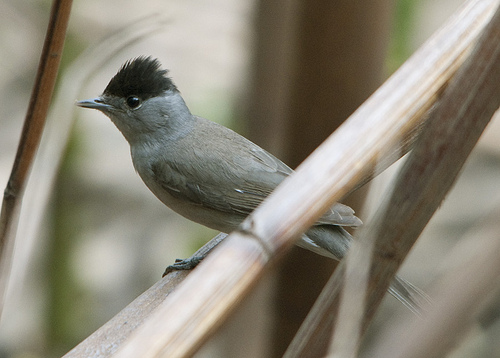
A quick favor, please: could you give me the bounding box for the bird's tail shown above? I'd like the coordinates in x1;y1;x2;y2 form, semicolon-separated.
298;225;428;314
388;275;430;315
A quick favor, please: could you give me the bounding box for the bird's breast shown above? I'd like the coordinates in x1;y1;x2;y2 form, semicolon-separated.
131;148;243;233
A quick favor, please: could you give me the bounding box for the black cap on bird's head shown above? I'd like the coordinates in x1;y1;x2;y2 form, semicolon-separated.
103;56;178;100
77;56;191;142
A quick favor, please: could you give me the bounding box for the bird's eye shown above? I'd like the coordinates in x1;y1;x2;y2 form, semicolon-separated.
126;96;141;109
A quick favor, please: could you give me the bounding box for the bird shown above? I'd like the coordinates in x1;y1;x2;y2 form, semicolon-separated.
77;56;424;312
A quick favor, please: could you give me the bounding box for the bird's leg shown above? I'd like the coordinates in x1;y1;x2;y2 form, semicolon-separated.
162;232;228;276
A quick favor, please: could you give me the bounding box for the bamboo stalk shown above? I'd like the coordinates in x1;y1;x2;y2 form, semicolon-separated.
63;234;226;357
361;0;500;330
0;0;72;316
331;1;500;352
286;0;500;356
371;209;500;358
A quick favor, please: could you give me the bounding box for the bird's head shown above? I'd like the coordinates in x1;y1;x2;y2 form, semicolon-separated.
77;56;192;144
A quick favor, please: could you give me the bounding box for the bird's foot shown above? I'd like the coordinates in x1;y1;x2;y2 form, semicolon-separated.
162;256;204;277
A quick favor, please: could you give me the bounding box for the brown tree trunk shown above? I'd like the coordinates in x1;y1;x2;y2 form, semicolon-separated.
245;1;395;356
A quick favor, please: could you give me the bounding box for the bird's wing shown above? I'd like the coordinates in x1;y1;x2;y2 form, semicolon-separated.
150;146;289;218
317;203;362;227
150;130;360;227
247;148;361;227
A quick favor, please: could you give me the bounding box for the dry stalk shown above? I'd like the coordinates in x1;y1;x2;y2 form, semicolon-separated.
362;0;500;329
285;1;499;357
0;0;72;316
329;2;500;357
371;208;500;358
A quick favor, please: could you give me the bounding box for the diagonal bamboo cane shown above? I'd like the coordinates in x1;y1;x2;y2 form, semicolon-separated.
0;0;73;317
328;3;500;356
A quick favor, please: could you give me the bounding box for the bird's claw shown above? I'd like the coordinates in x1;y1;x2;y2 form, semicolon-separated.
162;256;204;277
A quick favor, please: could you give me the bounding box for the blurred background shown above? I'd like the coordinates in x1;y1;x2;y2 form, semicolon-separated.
2;0;500;357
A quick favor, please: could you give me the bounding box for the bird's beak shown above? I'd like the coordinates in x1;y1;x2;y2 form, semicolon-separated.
76;97;111;111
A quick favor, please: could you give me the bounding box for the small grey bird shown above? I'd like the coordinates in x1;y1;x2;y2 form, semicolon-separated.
77;56;423;312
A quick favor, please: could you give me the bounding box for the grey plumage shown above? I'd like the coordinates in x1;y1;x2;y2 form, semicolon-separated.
77;56;424;312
